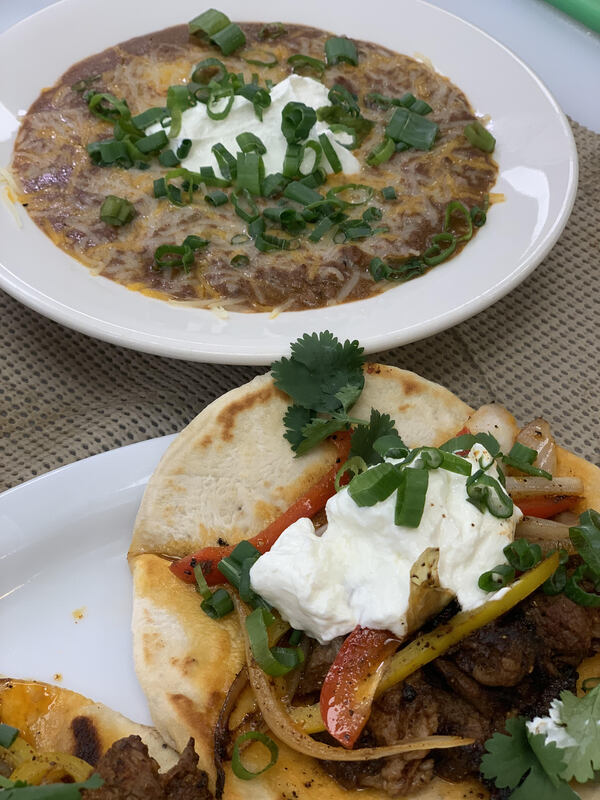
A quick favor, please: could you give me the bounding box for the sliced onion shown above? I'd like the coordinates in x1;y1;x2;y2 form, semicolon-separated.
506;476;583;499
516;418;556;474
214;667;251;798
234;597;472;761
467;404;519;455
516;516;575;553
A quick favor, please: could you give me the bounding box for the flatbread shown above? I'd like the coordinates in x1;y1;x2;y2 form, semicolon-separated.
0;678;179;770
128;365;600;799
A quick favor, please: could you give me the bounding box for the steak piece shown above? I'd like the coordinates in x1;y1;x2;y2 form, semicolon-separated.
296;636;344;696
82;736;212;800
523;593;592;670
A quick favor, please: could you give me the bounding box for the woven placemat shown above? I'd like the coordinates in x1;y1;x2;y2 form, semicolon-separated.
1;120;598;491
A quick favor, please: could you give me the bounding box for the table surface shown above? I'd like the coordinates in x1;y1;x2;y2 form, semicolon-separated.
2;0;600;131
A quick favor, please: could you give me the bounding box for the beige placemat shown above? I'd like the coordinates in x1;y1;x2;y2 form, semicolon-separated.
1;120;598;491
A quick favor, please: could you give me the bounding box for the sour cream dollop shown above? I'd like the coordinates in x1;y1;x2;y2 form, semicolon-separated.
250;446;522;644
152;75;360;178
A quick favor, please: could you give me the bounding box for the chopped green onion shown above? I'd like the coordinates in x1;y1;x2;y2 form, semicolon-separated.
348;462;402;507
191;57;229;87
236;132;267;155
366;137;395;167
263;206;306;235
369;256;426;283
478;564;516;592
328;84;360;117
503;539;542;572
132;106;169;130
166;85;193;138
382;186;397;200
176;139;192;159
569;510;600;574
318;132;342;173
386;107;438;150
404;446;444;470
158;149;180;168
471;205;487;227
283;181;322;206
281;101;317;144
283;142;304;179
308;216;336;242
395;467;429;527
288;629;303;646
373;434;409;460
335;455;368;492
423;232;456;267
255;231;300;252
259;22;287;39
231;253;250;267
565;565;600;607
443;201;473;242
243;49;278;67
262;172;288;197
439;451;472;476
362;206;383;223
212;142;237;181
0;724;18;749
87;92;131;123
193;564;212;600
100;195;136;226
543;563;568;596
206;87;235;120
325;36;359;66
466;472;513;518
136;130;169;155
235;152;264;195
232;731;279;780
205;189;228;206
236;82;272;121
212;23;247;55
154;244;194;271
189;8;230;37
464;121;496;153
439;432;501;456
316;106;374;147
327;183;373;206
201;587;234;619
301;198;343;222
287;54;326;77
410;99;433;115
299;168;327;189
231;188;259;222
502;442;552;479
334;219;373;242
246;607;304;676
87;138;143;169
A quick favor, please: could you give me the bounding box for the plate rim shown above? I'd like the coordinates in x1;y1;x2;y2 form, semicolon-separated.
0;0;578;364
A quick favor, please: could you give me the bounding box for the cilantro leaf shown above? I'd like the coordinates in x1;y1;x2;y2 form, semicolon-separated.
481;717;578;800
569;509;600;575
295;418;349;456
272;332;364;414
349;409;400;466
558;684;600;782
283;404;315;451
0;773;103;798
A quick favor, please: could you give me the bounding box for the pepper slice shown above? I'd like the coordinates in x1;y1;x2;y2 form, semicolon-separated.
320;626;400;748
516;495;579;519
170;430;352;585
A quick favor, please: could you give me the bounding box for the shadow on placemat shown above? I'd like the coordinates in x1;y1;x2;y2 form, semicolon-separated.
1;121;598;490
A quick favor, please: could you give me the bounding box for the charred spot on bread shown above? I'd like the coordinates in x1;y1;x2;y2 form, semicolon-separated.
71;714;101;766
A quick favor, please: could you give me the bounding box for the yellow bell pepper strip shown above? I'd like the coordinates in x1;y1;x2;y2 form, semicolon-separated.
289;552;559;734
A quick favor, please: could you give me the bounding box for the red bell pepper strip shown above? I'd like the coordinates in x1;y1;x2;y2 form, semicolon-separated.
517;495;579;519
320;626;400;748
170;430;352;585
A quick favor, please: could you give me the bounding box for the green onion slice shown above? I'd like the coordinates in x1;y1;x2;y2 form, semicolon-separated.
543;563;568;596
87;92;130;123
569;510;600;574
259;22;287;39
308;216;335;242
262;172;288;197
154;244;194;271
212;142;237;181
439;432;501;457
327;183;373;206
193;564;212;600
158;149;180;168
478;564;516;592
246;607;304;676
386;107;438;151
235;153;264;195
381;186;397;200
287;54;326;77
243;49;278;67
328;84;360;117
443;201;473;242
565;565;600;607
335;455;368;492
205;189;228;206
231;253;250;267
132;106;169;130
136;130;169;155
366;137;395;167
166;85;193;138
283;181;323;206
0;724;19;749
466;472;513;518
211;22;247;56
502;441;552;480
100;195;136;226
189;9;230;37
232;731;279;780
231;188;259;222
439;451;472;476
201;587;234;619
325;36;359;66
471;205;487;227
464;121;495;153
395;467;429;528
191;57;229;87
503;539;542;572
423;232;456;267
281;101;317;144
236;132;267;154
348;462;402;507
318;132;342;173
283;142;304;179
206;87;235;120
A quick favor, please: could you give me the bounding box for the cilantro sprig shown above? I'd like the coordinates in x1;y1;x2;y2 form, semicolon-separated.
272;332;406;462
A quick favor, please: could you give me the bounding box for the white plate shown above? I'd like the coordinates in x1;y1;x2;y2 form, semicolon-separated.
0;0;577;364
0;436;174;724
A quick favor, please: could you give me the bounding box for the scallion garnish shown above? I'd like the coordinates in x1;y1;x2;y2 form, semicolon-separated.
235;152;264;195
131;106;169;130
318;132;342;173
188;9;246;55
204;189;228;206
193;564;212;600
201;587;235;619
394;467;429;527
362;206;383;223
287;54;326;77
443;201;473;242
212;142;237;181
439;432;501;456
386;107;438;150
87;92;131;124
348;462;401;507
245;607;304;676
325;36;359;66
281;101;317;144
191;57;229;87
423;232;456;266
166;84;194;137
316;106;374;148
283;143;304;179
381;186;397;200
308;217;336;242
100;195;136;226
231;731;279;780
466;471;513;518
158;149;180;168
87;138;144;169
464;121;496;153
328;84;360;116
206;86;235;120
236;132;267;155
263;206;306;235
327;183;373;206
471;205;487;227
478;564;516;592
503;539;542;572
283;181;322;206
153;235;208;272
501;442;552;479
71;74;101;94
258;22;287;39
231;253;250;267
262;172;289;197
242;49;278;67
0;724;19;749
231;188;259;222
366;137;395;167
